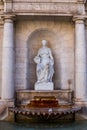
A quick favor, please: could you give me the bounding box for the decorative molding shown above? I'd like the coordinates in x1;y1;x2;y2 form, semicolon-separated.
78;0;85;3
3;0;13;13
3;0;13;2
12;2;85;15
13;0;77;2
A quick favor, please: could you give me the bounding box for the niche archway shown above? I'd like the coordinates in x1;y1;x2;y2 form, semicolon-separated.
27;29;61;90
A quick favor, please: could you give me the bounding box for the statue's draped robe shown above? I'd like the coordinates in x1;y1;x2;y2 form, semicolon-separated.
34;47;54;83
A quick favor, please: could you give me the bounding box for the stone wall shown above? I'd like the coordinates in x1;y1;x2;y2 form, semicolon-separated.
15;17;75;90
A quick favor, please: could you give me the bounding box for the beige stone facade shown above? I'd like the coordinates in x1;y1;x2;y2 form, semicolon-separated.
15;18;74;90
0;0;87;119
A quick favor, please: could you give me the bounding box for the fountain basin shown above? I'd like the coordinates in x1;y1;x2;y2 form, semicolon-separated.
9;105;81;121
9;90;81;122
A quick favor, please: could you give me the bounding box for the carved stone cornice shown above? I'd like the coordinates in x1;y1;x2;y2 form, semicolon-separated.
2;0;86;15
3;0;12;2
3;0;13;13
12;0;85;3
12;0;77;2
78;0;86;3
11;2;85;15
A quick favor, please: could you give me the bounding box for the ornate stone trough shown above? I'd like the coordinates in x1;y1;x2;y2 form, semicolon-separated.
9;105;81;121
9;90;81;122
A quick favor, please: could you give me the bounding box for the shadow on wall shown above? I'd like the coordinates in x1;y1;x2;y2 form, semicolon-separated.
27;29;61;90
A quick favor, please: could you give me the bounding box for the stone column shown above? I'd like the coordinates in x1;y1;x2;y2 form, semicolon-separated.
1;15;15;100
74;16;87;102
0;20;3;98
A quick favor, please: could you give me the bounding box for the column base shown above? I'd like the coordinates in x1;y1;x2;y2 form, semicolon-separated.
74;99;87;120
74;98;87;105
0;99;14;107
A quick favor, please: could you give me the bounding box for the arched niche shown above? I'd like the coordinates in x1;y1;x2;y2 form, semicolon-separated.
27;29;61;90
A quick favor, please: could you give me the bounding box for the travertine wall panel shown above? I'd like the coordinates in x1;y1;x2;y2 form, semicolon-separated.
15;17;74;90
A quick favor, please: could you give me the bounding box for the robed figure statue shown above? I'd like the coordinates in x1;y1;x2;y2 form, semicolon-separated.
34;40;54;90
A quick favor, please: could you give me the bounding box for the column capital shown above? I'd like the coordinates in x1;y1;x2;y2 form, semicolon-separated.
73;16;86;24
2;14;16;23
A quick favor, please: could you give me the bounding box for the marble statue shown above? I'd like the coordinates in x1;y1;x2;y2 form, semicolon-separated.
34;40;54;90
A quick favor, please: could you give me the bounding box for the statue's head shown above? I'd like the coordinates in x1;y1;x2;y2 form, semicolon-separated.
42;40;47;46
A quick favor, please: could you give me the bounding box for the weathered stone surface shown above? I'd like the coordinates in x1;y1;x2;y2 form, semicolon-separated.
12;2;85;15
15;17;74;90
16;90;73;104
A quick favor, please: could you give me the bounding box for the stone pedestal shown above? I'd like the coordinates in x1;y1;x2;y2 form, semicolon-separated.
1;15;15;100
35;82;54;90
74;17;87;101
16;90;73;105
